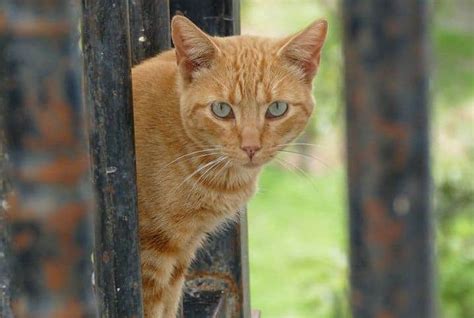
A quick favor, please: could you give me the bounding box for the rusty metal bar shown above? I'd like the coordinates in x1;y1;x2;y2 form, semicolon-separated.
169;2;250;317
81;0;144;317
128;0;171;65
1;0;96;316
0;4;12;314
342;1;435;317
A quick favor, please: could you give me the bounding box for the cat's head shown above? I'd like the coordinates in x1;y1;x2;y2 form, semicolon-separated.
171;16;327;169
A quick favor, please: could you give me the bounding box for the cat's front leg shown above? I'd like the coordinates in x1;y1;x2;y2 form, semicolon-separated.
140;244;191;318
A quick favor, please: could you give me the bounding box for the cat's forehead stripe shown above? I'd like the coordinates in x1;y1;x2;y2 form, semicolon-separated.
219;40;278;105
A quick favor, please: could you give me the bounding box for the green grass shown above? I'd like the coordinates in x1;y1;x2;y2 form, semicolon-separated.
248;166;348;318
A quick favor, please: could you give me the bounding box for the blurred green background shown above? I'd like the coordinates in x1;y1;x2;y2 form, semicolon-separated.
241;1;474;317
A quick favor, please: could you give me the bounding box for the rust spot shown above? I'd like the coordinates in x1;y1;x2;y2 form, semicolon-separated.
17;155;89;186
372;116;409;168
376;309;395;318
47;202;87;238
12;230;35;251
372;116;408;140
0;11;6;34
364;199;404;246
23;81;79;151
364;198;405;270
44;260;68;291
8;20;71;38
51;300;83;318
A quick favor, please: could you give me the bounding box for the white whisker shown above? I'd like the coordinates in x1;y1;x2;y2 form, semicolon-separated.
275;142;324;149
277;149;328;167
274;156;318;190
173;156;224;193
187;156;227;199
162;147;222;169
207;159;232;187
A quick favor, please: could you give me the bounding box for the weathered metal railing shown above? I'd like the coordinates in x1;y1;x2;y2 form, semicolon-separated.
1;0;96;316
82;0;144;317
343;1;435;317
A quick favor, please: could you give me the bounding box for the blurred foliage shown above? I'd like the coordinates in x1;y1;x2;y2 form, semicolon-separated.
435;164;474;318
243;0;474;317
248;167;349;318
433;0;474;107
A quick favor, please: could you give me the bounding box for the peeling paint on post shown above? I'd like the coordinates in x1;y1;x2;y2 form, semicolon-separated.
342;1;435;317
82;0;144;317
1;0;96;316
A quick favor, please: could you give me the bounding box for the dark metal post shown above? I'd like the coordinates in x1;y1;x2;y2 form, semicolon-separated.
0;4;12;315
169;2;250;317
1;0;96;316
82;1;143;317
343;1;435;317
128;0;171;65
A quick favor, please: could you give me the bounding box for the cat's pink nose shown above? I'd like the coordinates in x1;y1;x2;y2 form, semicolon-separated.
241;145;261;159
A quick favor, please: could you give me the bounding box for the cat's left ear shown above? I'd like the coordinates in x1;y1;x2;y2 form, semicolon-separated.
277;19;328;82
171;15;220;80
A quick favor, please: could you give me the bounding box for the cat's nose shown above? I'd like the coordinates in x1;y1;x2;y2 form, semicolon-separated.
241;145;261;159
240;126;261;159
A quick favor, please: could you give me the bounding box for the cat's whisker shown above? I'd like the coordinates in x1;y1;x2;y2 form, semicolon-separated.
275;142;324;149
206;158;232;187
173;156;225;193
273;156;318;190
186;156;227;201
185;158;232;209
161;148;221;169
163;147;222;169
277;149;328;168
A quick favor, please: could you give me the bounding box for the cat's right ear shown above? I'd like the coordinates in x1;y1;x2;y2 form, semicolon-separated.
171;16;220;80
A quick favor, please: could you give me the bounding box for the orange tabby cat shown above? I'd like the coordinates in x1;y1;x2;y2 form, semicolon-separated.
132;15;327;317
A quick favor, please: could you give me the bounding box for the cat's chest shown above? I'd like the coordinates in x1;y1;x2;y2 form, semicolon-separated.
191;181;254;211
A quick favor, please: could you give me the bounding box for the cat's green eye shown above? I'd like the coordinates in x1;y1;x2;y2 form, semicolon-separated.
211;101;234;119
266;101;289;119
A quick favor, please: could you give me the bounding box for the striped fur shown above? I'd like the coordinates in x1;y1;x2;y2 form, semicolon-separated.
132;16;327;317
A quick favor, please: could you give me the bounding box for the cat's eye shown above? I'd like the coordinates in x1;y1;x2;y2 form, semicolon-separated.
266;101;289;118
211;101;234;119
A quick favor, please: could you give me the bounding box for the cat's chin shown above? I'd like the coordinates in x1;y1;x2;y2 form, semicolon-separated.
242;161;263;169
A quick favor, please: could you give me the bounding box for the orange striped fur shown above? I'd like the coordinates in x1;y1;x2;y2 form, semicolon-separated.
132;16;327;317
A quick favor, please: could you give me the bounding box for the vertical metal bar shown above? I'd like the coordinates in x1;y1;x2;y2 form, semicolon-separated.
0;3;13;315
0;146;11;318
169;2;250;317
81;0;144;317
1;0;96;316
342;1;435;317
128;0;171;66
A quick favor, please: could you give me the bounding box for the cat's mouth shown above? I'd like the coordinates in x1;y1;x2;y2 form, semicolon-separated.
243;162;260;168
242;159;266;169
